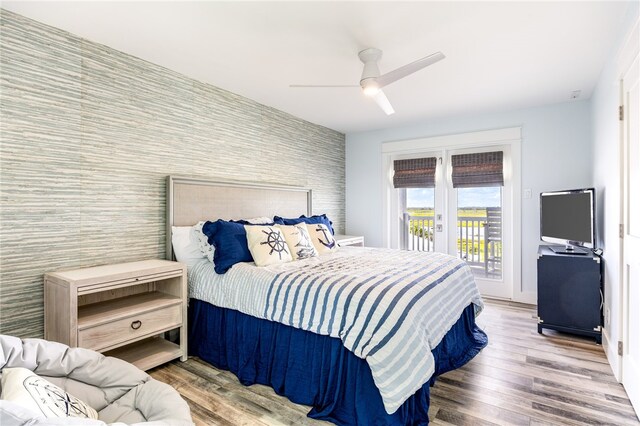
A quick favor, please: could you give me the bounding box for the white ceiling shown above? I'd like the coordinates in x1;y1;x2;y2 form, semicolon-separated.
2;1;632;133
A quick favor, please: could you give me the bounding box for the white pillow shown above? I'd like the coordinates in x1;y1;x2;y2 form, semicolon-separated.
307;223;339;254
241;216;273;225
0;367;99;420
192;221;215;263
245;225;293;266
171;225;209;268
278;224;318;260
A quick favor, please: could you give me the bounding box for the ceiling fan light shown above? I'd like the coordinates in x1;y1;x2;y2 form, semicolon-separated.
361;79;380;96
363;86;380;96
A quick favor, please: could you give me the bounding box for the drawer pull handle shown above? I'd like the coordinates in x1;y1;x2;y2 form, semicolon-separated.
131;320;142;330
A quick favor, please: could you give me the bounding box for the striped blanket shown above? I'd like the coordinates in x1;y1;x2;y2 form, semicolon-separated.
189;247;483;414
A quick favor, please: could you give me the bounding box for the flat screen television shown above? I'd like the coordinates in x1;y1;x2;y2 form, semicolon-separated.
540;188;595;255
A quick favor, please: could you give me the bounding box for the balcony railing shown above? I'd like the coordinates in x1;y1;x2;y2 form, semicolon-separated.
404;209;502;278
457;216;486;268
405;215;435;252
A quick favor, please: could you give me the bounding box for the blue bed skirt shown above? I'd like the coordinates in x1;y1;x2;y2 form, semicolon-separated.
188;299;487;425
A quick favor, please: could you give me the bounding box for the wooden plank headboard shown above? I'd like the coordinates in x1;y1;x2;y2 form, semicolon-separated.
166;176;312;260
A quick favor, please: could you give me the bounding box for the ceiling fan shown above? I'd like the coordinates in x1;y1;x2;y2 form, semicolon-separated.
290;48;445;115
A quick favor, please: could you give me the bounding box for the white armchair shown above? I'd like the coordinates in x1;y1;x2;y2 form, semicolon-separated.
0;335;193;426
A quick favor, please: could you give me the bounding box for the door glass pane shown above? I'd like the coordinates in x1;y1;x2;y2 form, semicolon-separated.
405;188;435;252
457;187;502;279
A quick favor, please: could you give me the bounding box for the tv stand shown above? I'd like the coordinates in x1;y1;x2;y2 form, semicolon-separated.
548;245;590;255
537;245;602;343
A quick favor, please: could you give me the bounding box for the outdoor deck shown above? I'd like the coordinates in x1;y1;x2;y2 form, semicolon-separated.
405;208;502;279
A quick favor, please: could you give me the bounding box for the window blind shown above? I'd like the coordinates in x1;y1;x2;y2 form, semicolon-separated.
451;151;504;188
393;157;437;188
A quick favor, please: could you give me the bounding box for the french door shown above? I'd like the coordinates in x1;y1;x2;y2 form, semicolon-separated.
397;146;513;300
446;147;512;299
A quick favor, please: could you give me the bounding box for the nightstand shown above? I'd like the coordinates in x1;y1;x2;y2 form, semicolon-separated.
44;259;187;371
335;234;365;247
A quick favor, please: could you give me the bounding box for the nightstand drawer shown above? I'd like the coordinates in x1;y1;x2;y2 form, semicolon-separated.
79;304;182;352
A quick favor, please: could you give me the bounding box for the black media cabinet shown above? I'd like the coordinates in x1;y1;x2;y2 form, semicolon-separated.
537;245;603;344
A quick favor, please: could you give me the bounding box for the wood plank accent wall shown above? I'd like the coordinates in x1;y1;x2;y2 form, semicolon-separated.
0;9;345;338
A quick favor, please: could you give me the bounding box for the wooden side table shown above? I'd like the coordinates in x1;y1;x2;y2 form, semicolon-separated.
335;234;365;247
44;259;187;371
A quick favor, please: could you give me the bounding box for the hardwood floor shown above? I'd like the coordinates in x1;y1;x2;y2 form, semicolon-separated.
150;299;639;425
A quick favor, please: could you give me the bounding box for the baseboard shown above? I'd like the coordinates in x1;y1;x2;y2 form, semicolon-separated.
602;327;621;382
512;290;536;305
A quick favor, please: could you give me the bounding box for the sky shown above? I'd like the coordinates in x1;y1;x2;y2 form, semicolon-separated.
407;187;501;208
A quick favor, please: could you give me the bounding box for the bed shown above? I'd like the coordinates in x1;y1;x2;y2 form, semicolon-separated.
166;176;488;425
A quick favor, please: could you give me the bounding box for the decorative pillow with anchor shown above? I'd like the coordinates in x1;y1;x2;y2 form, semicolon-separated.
307;223;339;254
245;225;293;266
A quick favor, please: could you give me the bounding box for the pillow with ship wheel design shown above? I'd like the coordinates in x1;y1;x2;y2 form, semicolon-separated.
0;367;99;420
245;225;293;266
307;223;339;254
278;224;318;260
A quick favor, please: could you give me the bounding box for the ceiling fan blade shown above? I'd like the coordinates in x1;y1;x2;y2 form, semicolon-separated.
373;90;395;115
289;84;360;88
375;51;445;88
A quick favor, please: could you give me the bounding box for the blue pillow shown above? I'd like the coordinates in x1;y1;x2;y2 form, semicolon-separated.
273;214;334;235
202;220;253;274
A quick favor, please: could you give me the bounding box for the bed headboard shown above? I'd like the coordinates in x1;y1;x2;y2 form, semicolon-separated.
166;176;312;260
